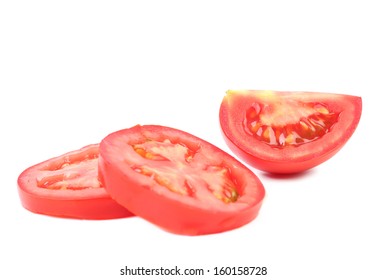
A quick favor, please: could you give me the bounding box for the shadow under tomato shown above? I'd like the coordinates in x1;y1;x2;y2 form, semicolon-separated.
259;168;317;180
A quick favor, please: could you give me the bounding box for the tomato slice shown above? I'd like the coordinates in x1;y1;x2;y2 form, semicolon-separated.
18;144;133;219
99;125;265;235
219;90;362;173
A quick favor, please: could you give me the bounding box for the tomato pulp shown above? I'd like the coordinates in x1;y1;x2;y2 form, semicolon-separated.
219;90;362;174
99;125;265;235
18;144;133;219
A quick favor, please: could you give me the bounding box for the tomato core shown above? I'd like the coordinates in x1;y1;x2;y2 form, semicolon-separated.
244;102;340;148
131;139;239;203
36;157;100;190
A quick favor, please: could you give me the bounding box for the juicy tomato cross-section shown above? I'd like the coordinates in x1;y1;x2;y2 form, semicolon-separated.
219;90;362;173
98;125;265;235
17;144;133;219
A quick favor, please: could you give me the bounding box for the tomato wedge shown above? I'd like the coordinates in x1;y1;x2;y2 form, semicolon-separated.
99;125;265;235
219;90;362;174
18;144;133;219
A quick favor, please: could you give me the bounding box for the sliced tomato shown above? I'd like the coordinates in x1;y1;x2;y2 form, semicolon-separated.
219;90;362;174
17;144;133;219
99;125;265;235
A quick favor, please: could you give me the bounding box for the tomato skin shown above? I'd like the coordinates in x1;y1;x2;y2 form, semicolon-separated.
17;144;133;219
220;132;341;174
219;90;362;174
99;125;265;235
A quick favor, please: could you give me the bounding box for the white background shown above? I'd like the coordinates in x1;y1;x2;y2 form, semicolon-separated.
1;1;385;279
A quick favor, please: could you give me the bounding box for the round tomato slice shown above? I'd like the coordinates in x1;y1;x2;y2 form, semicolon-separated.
99;125;265;235
18;144;133;219
219;90;362;174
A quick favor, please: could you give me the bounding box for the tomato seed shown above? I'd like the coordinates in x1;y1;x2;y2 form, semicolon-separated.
244;102;340;148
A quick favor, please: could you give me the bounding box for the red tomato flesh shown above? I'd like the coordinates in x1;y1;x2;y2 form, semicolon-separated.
219;90;362;174
99;125;265;235
18;144;133;219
